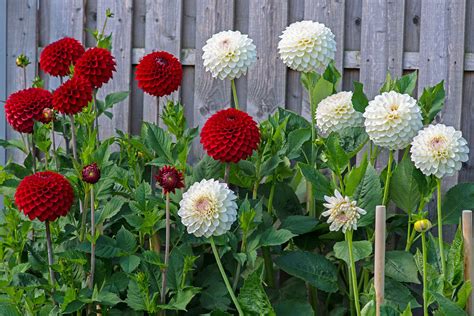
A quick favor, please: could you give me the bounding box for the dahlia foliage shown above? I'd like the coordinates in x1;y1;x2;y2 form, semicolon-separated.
1;11;472;316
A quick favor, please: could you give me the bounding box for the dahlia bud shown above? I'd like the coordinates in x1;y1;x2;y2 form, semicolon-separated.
136;151;144;159
16;54;31;68
82;163;101;184
155;166;184;194
42;108;55;123
414;219;432;233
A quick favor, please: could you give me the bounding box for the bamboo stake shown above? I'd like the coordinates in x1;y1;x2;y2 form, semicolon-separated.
462;210;473;315
374;205;386;316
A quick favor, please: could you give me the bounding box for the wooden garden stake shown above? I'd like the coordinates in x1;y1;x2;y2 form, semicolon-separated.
374;205;386;316
462;210;473;314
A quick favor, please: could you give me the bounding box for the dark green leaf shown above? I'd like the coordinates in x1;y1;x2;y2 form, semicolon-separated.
352;82;369;112
104;91;129;109
275;251;338;293
237;265;275;315
280;215;318;235
430;291;467;316
285;128;311;159
442;183;474;224
333;240;372;264
344;153;368;196
116;226;137;254
274;300;314;316
354;164;383;227
96;196;125;225
390;155;423;213
298;163;333;200
419;81;445;124
385;251;420;284
141;122;173;163
396;71;417;95
259;227;296;246
120;255;141;273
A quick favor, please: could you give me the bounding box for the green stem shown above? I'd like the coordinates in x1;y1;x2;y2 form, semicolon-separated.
347;231;361;316
232;233;247;291
308;284;319;315
161;193;171;304
421;232;428;316
436;178;446;276
308;87;317;218
79;189;89;242
405;212;412;251
210;237;244;316
231;79;239;110
89;185;96;290
267;179;275;215
382;150;394;206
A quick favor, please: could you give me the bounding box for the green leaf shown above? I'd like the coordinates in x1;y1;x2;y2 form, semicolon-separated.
446;227;464;285
456;280;472;309
260;156;282;177
259;227;296;246
442;183;474;224
280;215;318;235
285;128;311;159
116;226;137;254
390;155;423;213
352;82;369;112
401;303;413;316
301;72;334;115
379;73;397;93
0;304;21;316
344;154;368;196
192;155;222;182
275;251;338;293
237;265;275;316
419;81;445;124
97;290;123;306
396;71;417;95
384;277;421;310
325;133;349;172
430;291;467;316
385;251;420;284
354;164;383;227
337;127;369;158
141;122;173;163
104;91;129;109
126;280;147;311
298;163;333;200
333;240;372;264
120;255;141;273
96;196;125;226
165;287;200;311
274;300;314;316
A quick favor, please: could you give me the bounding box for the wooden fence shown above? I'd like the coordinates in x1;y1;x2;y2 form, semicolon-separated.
2;0;474;186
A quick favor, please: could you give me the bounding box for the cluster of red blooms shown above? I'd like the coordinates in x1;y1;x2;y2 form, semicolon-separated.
9;34;262;223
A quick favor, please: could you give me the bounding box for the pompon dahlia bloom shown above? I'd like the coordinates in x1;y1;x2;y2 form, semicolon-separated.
135;51;183;97
178;179;237;238
315;91;363;136
5;88;53;133
40;37;85;77
52;76;93;115
155;166;184;194
202;30;256;80
15;171;74;222
200;108;260;163
74;47;116;89
410;124;469;178
363;91;423;150
322;190;366;233
278;20;336;73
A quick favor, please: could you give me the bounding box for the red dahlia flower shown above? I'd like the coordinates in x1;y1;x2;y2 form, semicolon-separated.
52;76;93;115
82;163;101;184
40;37;85;77
5;88;53;133
15;171;74;222
200;108;260;163
155;166;184;194
74;47;116;89
135;51;183;97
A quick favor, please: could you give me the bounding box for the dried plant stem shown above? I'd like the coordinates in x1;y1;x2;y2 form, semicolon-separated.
45;221;55;287
89;185;96;289
161;193;171;304
93;91;100;142
436;178;446;276
210;237;244;316
27;134;36;172
462;210;473;315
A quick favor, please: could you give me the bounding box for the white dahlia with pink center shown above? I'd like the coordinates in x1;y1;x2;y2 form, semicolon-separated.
178;179;238;238
410;124;469;178
322;190;366;233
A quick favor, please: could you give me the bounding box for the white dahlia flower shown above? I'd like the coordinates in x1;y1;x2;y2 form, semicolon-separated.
178;179;238;238
202;30;256;80
322;190;366;233
315;91;364;136
363;91;423;150
278;20;336;73
410;124;469;178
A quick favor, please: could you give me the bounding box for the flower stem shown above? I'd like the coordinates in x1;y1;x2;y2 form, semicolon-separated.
347;230;361;316
231;79;239;110
210;237;244;315
224;163;231;184
27;134;36;172
92;90;100;143
382;150;394;206
161;193;171;304
436;178;446;276
50;123;59;169
89;185;96;289
45;220;55;287
308;86;317;217
421;231;428;316
69;114;78;161
80;189;89;242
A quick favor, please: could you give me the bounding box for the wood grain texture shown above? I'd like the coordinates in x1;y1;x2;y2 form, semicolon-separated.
0;0;6;164
462;210;473;315
142;0;183;124
6;0;38;162
97;0;133;138
247;0;287;120
193;0;234;128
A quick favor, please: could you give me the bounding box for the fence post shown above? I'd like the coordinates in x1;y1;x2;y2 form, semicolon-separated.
462;210;472;314
374;205;386;316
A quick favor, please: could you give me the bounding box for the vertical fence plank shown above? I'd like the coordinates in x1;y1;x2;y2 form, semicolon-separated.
418;0;466;238
342;0;362;91
234;0;249;112
0;0;6;165
247;1;287;120
181;0;196;124
6;0;38;162
96;0;133;138
193;0;234;132
300;0;345;120
143;0;183;124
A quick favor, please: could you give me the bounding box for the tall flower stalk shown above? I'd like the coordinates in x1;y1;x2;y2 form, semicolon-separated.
346;230;361;316
414;218;432;316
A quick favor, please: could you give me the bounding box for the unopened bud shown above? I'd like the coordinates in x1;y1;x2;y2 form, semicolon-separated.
16;54;31;68
414;219;432;233
82;163;101;184
42;108;55;123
